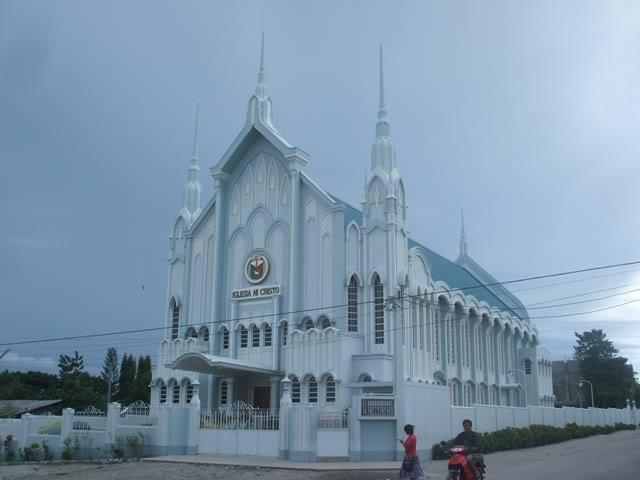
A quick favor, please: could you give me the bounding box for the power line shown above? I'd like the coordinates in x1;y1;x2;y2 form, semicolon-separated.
3;258;640;348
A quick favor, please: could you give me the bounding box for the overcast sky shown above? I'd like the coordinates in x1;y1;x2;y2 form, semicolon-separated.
1;1;640;376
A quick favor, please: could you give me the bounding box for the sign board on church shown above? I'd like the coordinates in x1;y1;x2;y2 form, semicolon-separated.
232;284;281;301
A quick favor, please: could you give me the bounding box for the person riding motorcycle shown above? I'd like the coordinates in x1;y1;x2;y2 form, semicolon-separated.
453;419;484;480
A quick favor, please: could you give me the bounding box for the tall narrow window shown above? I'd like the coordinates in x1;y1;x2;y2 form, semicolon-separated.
419;301;425;350
412;303;418;349
488;330;494;371
220;381;228;405
347;275;358;332
475;327;482;370
434;309;441;361
373;274;384;344
325;376;336;403
304;318;314;331
185;327;197;339
159;382;167;404
200;327;210;342
282;321;288;346
172;383;180;404
321;317;331;330
524;359;532;374
264;324;272;346
252;325;260;347
464;322;470;367
291;376;300;403
186;381;194;404
240;326;248;348
222;328;229;350
447;318;456;364
308;376;318;403
498;336;504;373
171;300;180;340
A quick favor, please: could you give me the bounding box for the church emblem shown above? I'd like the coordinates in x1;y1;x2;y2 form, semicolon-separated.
245;252;270;284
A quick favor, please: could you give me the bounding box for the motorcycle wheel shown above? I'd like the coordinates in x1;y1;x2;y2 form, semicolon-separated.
445;473;459;480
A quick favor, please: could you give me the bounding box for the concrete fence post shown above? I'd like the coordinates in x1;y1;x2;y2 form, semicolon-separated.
186;380;201;454
278;377;292;460
349;395;362;462
106;402;121;444
19;413;32;448
156;405;170;456
61;408;74;441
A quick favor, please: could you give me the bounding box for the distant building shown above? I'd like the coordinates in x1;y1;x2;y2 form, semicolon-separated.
0;399;62;418
553;360;582;407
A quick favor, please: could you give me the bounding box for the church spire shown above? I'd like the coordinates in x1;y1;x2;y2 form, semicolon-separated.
459;209;468;258
371;46;395;172
255;32;267;100
184;103;202;219
246;33;274;129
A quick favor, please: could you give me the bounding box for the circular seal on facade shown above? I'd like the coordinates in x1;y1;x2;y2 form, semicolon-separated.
244;251;270;284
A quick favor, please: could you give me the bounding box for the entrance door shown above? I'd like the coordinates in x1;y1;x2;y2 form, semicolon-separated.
253;386;270;408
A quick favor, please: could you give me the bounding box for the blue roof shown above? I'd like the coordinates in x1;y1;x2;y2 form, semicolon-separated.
332;195;523;320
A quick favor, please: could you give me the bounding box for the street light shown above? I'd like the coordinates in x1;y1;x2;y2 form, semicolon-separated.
508;369;527;407
578;380;594;408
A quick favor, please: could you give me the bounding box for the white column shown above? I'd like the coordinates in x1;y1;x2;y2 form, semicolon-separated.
106;402;120;444
60;408;74;442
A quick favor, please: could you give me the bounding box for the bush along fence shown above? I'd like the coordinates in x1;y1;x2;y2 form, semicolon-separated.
432;422;638;460
0;397;200;462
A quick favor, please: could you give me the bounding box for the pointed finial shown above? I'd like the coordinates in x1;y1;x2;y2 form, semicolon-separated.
459;209;468;257
379;45;385;111
192;102;200;159
255;33;267;99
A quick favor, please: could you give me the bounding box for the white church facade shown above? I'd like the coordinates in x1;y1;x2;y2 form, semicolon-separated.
150;42;554;457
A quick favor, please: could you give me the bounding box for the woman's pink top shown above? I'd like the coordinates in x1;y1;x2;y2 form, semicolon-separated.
404;434;417;457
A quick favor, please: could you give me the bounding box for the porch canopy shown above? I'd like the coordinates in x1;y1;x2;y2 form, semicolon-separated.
169;352;283;377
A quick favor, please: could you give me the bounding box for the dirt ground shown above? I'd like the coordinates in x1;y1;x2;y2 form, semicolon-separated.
0;462;405;480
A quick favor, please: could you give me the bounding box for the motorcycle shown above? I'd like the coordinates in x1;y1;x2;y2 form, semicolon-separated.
446;445;486;480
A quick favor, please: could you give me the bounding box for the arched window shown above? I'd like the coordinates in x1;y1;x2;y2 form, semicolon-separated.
281;321;288;346
358;373;372;383
185;380;194;404
291;376;300;403
199;326;210;342
220;381;228;405
475;326;482;370
463;322;470;367
347;275;358;332
252;325;260;347
264;324;272;346
240;326;248;348
450;381;458;406
487;330;495;371
304;318;314;331
325;376;336;403
221;327;229;350
170;299;180;340
447;317;455;364
172;382;180;404
159;381;167;404
524;359;532;374
434;304;441;362
373;274;384;344
185;327;197;339
320;316;331;330
307;376;318;403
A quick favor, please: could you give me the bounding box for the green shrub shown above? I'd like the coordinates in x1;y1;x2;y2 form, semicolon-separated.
432;422;637;460
62;435;80;461
110;436;125;459
41;440;53;461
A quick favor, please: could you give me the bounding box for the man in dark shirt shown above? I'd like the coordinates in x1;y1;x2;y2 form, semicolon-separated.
454;419;483;480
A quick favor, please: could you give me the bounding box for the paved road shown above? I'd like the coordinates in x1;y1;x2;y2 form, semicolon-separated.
428;429;640;480
1;430;638;480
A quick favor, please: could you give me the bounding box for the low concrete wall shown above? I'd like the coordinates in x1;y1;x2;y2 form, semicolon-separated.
198;429;279;456
317;430;349;457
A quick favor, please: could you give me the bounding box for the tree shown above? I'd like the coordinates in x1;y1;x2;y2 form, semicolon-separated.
134;355;152;402
58;351;84;379
573;329;634;408
101;348;120;403
573;329;618;361
117;354;137;404
60;372;105;410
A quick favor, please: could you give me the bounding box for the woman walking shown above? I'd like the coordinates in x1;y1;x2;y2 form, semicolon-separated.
398;424;425;480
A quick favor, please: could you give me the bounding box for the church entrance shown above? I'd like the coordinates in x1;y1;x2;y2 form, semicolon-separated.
253;386;270;408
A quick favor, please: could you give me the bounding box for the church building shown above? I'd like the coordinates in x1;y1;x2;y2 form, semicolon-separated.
150;41;554;421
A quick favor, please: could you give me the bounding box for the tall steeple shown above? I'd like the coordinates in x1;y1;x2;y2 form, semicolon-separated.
371;46;395;172
459;209;468;258
247;33;275;129
183;103;202;220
